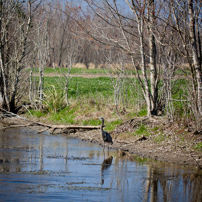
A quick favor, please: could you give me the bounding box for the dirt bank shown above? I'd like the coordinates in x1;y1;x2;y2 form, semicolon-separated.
69;117;202;169
0;116;202;169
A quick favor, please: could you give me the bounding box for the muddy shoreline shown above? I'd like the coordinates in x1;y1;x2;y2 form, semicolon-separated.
0;116;202;169
69;130;202;169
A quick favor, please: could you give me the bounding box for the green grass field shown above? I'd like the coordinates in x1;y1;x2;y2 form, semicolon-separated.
43;76;114;99
29;66;190;126
29;74;142;125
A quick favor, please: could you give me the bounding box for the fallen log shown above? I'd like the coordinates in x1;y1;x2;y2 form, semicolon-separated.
35;123;100;134
32;122;100;130
0;108;100;134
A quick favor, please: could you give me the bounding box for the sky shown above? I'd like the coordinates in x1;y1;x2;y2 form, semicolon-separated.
64;0;128;10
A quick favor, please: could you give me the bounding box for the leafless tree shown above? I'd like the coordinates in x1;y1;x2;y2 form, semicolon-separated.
63;32;80;106
157;0;202;130
0;0;41;112
30;3;53;110
79;0;162;116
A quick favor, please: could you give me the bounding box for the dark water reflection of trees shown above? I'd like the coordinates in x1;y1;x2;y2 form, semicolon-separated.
183;172;202;202
141;163;202;202
111;154;202;202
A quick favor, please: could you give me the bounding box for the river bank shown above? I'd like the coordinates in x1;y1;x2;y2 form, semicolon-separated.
0;115;202;169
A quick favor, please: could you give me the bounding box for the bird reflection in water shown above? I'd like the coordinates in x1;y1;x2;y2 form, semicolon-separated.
101;156;113;185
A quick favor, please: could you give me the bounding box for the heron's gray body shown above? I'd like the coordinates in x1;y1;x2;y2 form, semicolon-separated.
99;117;113;146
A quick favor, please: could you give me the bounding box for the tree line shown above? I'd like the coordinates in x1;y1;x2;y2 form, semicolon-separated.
0;0;201;131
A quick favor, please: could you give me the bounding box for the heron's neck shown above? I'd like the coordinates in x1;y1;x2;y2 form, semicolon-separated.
100;120;104;132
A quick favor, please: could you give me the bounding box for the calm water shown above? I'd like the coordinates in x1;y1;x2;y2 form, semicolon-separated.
0;128;201;202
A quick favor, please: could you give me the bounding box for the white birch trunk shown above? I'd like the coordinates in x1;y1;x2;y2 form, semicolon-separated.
138;21;151;117
188;0;202;129
148;0;157;114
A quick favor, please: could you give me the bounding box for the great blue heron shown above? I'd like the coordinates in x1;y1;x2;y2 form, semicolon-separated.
99;117;113;149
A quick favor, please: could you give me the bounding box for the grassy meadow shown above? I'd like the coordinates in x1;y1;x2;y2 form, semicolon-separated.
28;67;190;135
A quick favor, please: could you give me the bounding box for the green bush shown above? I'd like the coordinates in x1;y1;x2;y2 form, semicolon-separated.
43;85;66;113
48;107;76;124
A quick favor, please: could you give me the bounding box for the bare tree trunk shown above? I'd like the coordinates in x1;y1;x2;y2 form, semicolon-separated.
163;62;174;121
188;0;202;129
38;28;45;110
0;0;10;111
10;68;19;112
37;10;50;110
125;0;152;117
38;65;44;110
139;21;151;117
0;54;10;111
58;16;69;67
148;0;158;115
62;34;79;106
64;60;72;106
0;71;3;108
29;68;33;105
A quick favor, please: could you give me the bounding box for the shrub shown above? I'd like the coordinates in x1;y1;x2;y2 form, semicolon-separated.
43;85;66;113
48;107;76;124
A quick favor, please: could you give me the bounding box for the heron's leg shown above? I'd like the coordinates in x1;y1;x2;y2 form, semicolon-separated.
103;150;106;158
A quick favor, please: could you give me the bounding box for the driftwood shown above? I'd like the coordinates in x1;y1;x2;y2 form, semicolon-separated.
0;108;100;134
33;122;100;130
33;122;100;134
